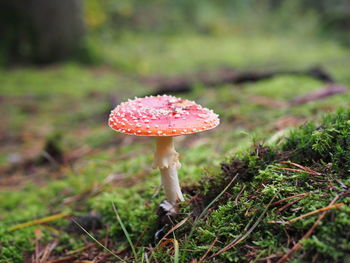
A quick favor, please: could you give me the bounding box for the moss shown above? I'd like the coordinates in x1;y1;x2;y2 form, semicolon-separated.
245;75;324;100
154;108;350;263
90;189;161;246
5;106;350;263
283;108;350;173
0;228;32;263
1;27;350;262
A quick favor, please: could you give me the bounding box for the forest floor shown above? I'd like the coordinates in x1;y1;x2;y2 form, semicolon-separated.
1;32;350;262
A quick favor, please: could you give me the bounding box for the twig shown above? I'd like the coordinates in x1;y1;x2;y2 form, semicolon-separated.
45;255;76;263
146;67;334;95
276;195;340;263
198;237;218;263
268;202;343;224
235;185;246;205
158;217;189;243
279;161;323;176
277;196;308;213
66;242;97;255
257;253;284;262
40;241;58;263
290;84;347;105
270;193;308;207
274;167;321;176
157;238;175;249
289;203;343;223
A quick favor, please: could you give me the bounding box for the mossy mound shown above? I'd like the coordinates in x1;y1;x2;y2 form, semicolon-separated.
156;108;350;263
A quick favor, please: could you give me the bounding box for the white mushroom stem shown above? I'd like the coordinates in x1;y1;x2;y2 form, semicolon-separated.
152;136;184;205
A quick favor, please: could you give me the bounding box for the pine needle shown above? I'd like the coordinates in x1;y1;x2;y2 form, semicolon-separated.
158;217;189;244
9;212;70;231
198;237;218;263
277;195;341;263
289;202;344;223
268;202;344;224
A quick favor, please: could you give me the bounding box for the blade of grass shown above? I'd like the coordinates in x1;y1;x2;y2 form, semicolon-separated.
72;219;126;262
145;246;159;263
144;249;150;263
112;202;139;263
180;174;239;263
173;239;179;263
141;248;145;263
157;238;180;263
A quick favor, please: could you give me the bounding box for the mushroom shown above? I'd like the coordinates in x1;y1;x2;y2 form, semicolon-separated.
108;95;220;207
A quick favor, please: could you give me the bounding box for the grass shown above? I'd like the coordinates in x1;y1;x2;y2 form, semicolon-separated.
72;218;126;262
112;202;138;261
1;28;350;262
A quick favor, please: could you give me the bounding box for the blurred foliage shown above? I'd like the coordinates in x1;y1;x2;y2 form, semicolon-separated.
83;0;350;42
1;0;349;65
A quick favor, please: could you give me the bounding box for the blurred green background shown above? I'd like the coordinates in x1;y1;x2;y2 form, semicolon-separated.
1;0;350;66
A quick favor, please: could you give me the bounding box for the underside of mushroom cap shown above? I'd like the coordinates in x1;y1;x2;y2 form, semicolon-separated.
108;95;220;136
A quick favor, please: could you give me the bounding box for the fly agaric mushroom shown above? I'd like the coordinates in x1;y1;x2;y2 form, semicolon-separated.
108;95;219;206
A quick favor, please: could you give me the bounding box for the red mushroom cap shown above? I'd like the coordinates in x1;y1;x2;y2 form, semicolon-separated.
108;95;220;136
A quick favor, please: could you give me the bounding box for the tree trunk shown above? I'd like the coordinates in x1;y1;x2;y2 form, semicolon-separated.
0;0;85;64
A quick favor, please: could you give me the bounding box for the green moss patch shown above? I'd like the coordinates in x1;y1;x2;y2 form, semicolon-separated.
156;108;350;262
